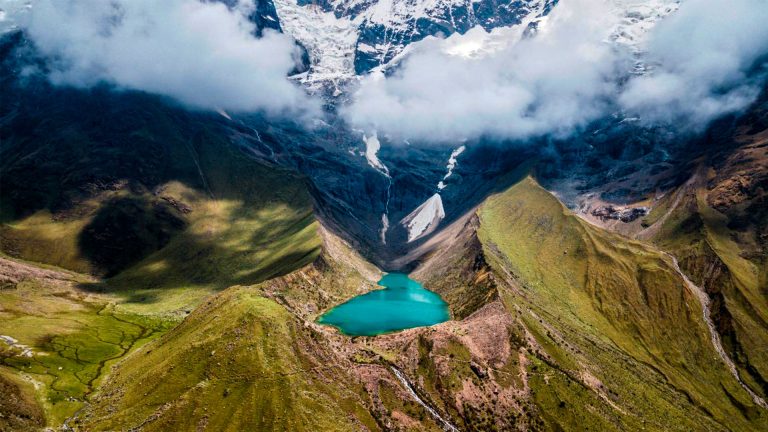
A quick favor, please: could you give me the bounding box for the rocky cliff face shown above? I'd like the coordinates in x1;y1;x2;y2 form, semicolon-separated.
222;109;534;268
264;0;680;85
264;0;556;84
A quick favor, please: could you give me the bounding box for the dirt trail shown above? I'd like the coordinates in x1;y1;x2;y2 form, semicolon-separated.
665;253;768;409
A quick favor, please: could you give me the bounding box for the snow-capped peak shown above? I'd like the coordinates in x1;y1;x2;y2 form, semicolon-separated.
271;0;558;83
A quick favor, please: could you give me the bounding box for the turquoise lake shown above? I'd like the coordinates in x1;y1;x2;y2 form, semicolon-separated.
317;273;450;336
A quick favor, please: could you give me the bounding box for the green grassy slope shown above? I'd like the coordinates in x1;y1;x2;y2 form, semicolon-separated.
76;228;384;431
1;88;322;315
644;174;768;405
0;366;45;432
0;125;340;430
473;177;766;431
78;287;377;432
1;72;326;429
634;119;768;403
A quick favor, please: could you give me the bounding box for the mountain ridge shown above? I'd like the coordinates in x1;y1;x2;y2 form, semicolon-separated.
1;1;768;430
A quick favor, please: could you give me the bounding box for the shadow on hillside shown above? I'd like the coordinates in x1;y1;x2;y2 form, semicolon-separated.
74;196;321;302
1;52;323;297
78;196;188;278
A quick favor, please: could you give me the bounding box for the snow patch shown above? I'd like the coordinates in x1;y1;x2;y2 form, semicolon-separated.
609;0;681;74
363;132;390;177
272;0;359;84
380;213;390;244
357;42;377;54
400;193;446;242
216;108;232;120
445;145;466;177
438;145;465;190
441;19;538;59
361;131;393;244
403;144;463;241
273;0;556;83
610;0;681;51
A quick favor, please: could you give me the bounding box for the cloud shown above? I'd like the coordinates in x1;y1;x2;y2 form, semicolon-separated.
343;0;768;143
343;0;625;142
24;0;318;116
619;0;768;128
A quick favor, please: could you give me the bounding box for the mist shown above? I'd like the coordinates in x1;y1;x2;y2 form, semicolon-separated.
23;0;319;116
343;0;768;143
17;0;768;139
619;0;768;128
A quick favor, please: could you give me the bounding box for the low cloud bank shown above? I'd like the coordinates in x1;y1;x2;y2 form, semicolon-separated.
24;0;318;116
619;0;768;127
344;0;768;143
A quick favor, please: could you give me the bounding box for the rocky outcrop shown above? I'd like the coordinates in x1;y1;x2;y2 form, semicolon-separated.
707;129;768;213
590;205;648;222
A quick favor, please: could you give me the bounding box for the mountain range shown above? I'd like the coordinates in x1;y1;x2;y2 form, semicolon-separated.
1;0;767;431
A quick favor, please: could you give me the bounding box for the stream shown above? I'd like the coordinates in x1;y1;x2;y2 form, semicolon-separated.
666;253;768;409
390;366;460;432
